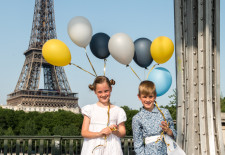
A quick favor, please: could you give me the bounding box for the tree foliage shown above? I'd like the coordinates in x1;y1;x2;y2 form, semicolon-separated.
5;127;14;135
221;97;225;112
0;106;139;136
20;120;37;135
168;89;176;106
38;127;51;136
0;107;83;136
121;106;139;136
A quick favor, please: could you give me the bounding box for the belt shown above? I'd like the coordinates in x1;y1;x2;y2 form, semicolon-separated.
145;135;161;144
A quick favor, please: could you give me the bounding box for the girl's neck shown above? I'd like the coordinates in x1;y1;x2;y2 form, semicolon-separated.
97;101;110;107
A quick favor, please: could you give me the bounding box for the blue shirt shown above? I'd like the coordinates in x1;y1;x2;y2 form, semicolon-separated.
132;106;177;155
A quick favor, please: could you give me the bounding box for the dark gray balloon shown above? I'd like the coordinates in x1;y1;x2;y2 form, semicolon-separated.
133;38;153;68
90;32;110;59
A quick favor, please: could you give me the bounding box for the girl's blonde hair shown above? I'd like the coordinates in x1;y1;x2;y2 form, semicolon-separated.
138;80;156;96
89;76;115;91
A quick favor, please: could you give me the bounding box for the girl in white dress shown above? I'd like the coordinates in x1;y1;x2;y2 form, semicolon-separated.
81;76;127;155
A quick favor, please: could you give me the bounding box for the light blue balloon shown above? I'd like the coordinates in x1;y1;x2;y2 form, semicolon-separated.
147;67;172;97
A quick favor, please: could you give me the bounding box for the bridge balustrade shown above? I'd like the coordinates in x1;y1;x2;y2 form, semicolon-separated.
0;136;135;155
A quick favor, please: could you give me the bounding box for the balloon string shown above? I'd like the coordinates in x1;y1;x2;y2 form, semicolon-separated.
104;59;107;76
92;104;111;154
146;64;159;80
144;68;147;80
128;65;141;81
84;48;97;76
154;101;170;149
70;63;96;77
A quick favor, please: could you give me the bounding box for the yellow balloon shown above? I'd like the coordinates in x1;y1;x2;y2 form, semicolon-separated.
42;39;71;66
150;36;174;64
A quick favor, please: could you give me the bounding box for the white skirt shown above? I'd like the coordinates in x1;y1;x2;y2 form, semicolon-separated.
81;134;123;155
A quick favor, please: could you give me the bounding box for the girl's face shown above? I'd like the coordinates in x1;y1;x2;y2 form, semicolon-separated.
138;94;156;111
94;82;112;104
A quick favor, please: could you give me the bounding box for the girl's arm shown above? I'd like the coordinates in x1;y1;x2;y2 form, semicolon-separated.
111;122;126;138
81;115;104;138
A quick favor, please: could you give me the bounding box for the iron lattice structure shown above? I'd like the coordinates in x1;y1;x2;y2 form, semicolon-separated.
7;0;79;110
174;0;224;154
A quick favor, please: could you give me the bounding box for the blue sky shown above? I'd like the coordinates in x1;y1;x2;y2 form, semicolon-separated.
0;1;224;110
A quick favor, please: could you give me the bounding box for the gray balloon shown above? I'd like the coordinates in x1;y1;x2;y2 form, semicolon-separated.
133;38;153;68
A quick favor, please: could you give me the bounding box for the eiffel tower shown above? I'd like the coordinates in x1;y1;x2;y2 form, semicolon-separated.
7;0;80;112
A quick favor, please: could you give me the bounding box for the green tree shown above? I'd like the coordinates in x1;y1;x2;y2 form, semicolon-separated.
0;108;12;129
221;97;225;112
121;106;138;136
160;105;176;121
160;89;177;120
20;120;37;135
168;89;176;106
4;127;14;135
13;110;27;135
52;125;65;135
35;112;54;133
0;127;4;135
64;124;80;136
38;127;51;136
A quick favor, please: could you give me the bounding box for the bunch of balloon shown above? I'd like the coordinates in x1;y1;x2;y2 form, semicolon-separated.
89;32;110;76
108;33;141;80
42;39;71;66
147;36;174;96
67;16;97;77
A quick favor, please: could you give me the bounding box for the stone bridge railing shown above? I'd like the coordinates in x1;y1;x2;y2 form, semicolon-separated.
0;136;135;155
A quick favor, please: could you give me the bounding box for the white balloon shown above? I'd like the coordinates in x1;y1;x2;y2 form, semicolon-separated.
67;16;92;48
108;33;135;65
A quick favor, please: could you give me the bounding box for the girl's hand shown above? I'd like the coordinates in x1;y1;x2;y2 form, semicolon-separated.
109;124;118;131
160;121;173;137
100;127;112;137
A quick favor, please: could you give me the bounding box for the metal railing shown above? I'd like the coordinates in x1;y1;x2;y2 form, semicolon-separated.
0;136;135;155
7;90;78;100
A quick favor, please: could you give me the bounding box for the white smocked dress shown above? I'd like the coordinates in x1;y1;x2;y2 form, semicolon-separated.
81;103;127;155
